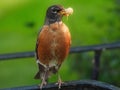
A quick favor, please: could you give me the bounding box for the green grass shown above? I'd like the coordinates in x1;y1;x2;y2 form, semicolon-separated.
0;0;120;88
0;58;39;88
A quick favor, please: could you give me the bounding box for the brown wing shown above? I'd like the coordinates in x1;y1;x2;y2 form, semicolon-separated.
35;27;47;79
35;27;42;60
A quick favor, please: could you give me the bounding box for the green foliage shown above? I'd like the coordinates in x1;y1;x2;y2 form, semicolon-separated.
0;0;120;88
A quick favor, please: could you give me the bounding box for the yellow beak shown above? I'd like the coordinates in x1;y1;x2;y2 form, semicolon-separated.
60;7;73;16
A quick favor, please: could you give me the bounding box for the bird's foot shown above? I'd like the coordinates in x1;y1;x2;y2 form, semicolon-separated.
39;80;47;89
55;78;64;89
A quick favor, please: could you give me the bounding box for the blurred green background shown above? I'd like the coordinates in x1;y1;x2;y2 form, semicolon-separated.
0;0;120;89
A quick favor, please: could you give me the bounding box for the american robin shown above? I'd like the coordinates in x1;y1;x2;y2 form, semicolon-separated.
34;5;73;89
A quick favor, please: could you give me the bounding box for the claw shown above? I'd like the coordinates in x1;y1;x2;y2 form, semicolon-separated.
39;71;47;89
55;75;64;89
56;80;64;89
40;79;47;89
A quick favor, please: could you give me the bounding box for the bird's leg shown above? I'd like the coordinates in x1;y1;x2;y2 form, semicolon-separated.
40;70;47;89
56;74;64;89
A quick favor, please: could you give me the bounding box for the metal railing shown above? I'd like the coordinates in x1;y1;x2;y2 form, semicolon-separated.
2;80;120;90
0;42;120;90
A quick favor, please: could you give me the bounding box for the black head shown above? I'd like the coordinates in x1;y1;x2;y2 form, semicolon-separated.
45;5;64;24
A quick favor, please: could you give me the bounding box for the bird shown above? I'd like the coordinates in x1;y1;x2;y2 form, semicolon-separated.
34;5;73;89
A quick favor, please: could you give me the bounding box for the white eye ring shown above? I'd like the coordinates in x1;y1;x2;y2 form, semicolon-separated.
51;7;57;13
53;10;57;13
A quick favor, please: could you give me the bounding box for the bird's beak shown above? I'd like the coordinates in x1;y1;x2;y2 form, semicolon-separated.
59;7;73;16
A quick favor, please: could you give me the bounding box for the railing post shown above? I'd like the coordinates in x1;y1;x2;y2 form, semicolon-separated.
91;50;102;80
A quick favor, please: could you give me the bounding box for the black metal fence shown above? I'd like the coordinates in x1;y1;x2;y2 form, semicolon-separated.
2;80;120;90
0;42;120;90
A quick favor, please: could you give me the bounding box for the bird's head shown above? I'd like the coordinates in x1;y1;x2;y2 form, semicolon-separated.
45;5;73;24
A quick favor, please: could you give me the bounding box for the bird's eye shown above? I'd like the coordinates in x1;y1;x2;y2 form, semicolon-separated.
51;7;59;14
52;9;57;13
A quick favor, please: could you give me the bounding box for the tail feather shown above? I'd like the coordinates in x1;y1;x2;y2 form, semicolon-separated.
34;71;40;79
34;63;45;79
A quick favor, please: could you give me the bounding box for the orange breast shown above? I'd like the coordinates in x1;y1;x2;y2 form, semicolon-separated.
37;22;71;67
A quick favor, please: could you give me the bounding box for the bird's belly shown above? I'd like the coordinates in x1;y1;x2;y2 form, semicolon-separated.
38;22;71;68
38;30;70;68
48;32;65;67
